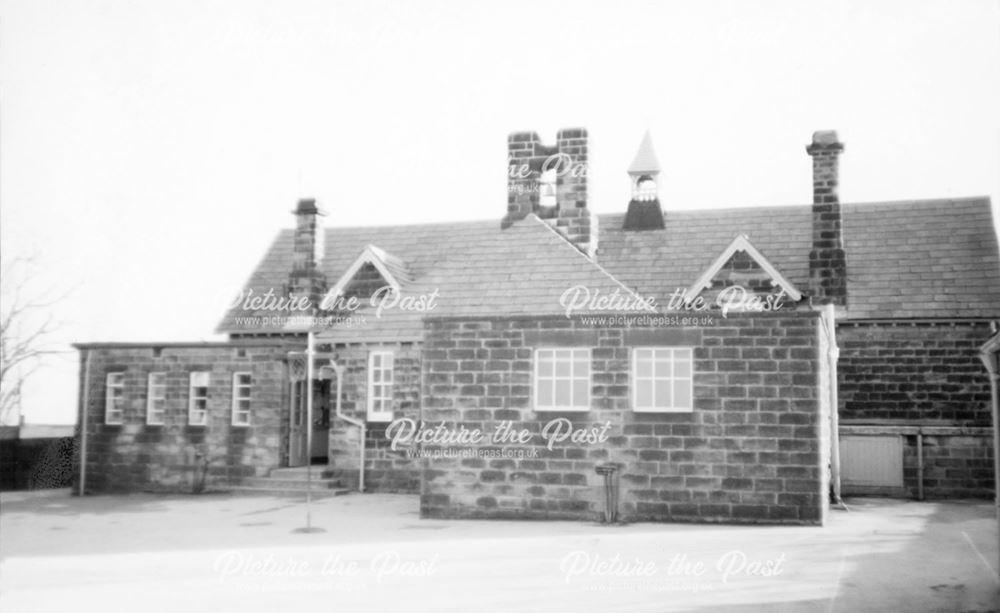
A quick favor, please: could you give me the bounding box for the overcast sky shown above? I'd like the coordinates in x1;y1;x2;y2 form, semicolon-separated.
2;0;998;424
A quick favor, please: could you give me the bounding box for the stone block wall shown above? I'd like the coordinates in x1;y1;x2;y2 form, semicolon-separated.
837;322;993;423
906;432;994;499
837;322;995;499
418;312;829;525
76;342;291;493
325;341;422;493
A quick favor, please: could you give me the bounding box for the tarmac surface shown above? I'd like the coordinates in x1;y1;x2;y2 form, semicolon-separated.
1;489;998;612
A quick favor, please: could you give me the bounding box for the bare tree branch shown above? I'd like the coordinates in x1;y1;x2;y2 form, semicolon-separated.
0;256;68;423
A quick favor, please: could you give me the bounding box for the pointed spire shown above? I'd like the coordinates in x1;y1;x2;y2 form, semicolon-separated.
623;131;665;231
628;131;660;176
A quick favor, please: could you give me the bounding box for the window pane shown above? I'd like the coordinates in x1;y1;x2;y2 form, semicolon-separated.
238;374;251;386
538;354;553;377
674;380;692;409
372;354;381;368
636;355;652;378
555;359;571;377
538;379;553;406
655;379;673;408
373;370;382;383
636;380;653;408
572;379;589;407
655;360;672;378
674;357;691;378
555;380;572;406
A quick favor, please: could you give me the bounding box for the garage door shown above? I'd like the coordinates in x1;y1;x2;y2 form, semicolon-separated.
839;435;904;493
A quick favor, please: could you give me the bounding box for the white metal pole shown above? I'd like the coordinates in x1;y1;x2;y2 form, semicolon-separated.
305;332;315;528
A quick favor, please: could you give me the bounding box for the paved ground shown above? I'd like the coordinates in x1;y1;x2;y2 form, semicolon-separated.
1;489;998;612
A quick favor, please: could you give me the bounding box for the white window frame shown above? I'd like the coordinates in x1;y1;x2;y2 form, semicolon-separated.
146;372;166;425
534;347;591;412
231;372;252;427
632;347;694;413
188;371;210;426
105;372;125;425
367;351;394;422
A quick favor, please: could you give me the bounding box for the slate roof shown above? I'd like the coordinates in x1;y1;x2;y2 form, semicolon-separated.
217;196;1000;337
842;198;1000;319
599;205;813;306
418;215;648;318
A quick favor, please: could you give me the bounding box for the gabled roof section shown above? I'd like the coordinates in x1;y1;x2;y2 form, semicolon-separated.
598;197;1000;319
324;244;411;301
421;215;653;318
684;234;803;303
217;196;1000;335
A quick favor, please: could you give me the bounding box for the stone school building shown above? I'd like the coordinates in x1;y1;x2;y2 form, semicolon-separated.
74;128;1000;526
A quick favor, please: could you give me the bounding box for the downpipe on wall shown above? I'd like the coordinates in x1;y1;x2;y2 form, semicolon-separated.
327;358;366;493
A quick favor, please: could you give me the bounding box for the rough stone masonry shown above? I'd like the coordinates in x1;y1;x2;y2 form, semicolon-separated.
418;312;831;525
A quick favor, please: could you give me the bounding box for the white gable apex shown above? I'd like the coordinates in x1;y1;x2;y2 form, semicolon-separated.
323;244;404;303
684;234;802;303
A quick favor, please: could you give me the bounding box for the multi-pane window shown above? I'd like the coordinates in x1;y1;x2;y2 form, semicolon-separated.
105;372;125;425
232;372;252;426
632;347;694;412
535;348;591;411
147;372;166;425
189;371;210;426
367;351;394;422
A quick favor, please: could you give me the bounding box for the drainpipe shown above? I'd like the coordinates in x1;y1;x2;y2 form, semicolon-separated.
78;349;91;496
824;304;845;507
977;345;1000;579
329;359;365;492
916;429;924;501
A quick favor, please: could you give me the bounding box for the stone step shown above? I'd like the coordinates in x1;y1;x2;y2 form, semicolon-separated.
268;466;336;480
240;476;344;490
226;485;349;499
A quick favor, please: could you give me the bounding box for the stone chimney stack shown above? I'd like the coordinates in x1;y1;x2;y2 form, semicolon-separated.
806;131;847;306
288;198;326;309
504;128;594;256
